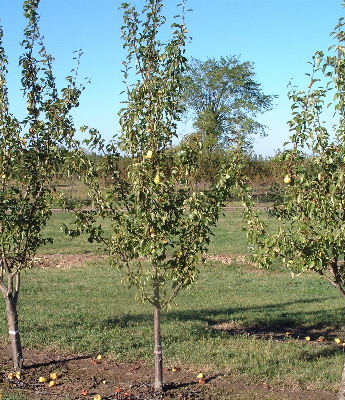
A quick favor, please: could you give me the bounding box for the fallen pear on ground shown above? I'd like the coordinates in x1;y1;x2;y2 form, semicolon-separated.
50;372;59;380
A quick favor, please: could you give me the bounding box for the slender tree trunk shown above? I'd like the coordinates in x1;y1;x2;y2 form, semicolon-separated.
340;359;345;400
154;300;163;392
5;294;23;371
339;298;345;400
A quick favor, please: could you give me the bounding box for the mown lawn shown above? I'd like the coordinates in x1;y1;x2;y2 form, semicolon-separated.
0;209;344;393
39;209;259;255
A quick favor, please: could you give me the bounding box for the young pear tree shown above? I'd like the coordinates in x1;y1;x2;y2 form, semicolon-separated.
70;0;246;392
243;15;345;400
0;0;84;370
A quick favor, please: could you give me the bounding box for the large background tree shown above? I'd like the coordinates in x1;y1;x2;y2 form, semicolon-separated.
243;14;345;400
0;0;83;370
183;56;275;150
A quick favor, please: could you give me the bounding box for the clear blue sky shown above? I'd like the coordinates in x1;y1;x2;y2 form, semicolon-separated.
1;0;343;156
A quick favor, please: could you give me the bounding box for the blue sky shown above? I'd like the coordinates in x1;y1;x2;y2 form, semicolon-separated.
1;0;343;156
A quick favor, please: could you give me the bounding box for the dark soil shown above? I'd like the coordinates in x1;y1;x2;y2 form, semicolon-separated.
212;320;345;343
0;345;337;400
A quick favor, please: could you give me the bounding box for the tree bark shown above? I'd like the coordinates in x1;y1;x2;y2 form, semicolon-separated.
5;294;23;371
340;361;345;399
339;298;345;399
154;302;163;392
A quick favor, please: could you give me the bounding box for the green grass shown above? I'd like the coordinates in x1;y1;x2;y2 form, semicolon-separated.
40;211;121;254
40;209;258;255
39;212;105;254
208;208;277;255
0;260;343;390
207;210;248;254
2;394;28;400
1;209;344;391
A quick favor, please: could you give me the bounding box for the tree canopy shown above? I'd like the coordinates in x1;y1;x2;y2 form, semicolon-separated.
183;56;275;149
0;0;83;370
68;0;247;392
243;14;345;400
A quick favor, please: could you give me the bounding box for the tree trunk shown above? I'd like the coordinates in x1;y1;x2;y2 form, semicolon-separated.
154;302;163;392
5;294;23;371
339;352;345;400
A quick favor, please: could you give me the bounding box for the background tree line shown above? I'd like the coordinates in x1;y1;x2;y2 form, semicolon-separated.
59;150;293;205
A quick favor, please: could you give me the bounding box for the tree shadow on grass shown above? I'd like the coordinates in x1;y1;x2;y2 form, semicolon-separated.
298;346;342;361
34;296;344;358
101;296;343;336
101;313;152;329
96;296;345;360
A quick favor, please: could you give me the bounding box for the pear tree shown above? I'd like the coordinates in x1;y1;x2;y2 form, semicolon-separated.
0;0;84;370
70;0;245;392
243;14;345;400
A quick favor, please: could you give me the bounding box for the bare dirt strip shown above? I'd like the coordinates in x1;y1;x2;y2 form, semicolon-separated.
35;253;253;270
0;344;337;400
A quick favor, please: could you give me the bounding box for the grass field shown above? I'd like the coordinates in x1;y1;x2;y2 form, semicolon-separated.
40;208;265;255
0;210;344;397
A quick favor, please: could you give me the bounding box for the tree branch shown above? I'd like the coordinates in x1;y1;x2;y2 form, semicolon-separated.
318;267;345;297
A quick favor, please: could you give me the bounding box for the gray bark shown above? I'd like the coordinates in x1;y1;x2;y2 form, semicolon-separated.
154;302;163;392
5;294;23;370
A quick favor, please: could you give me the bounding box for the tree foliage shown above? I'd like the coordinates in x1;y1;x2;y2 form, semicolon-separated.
0;0;84;370
69;0;246;391
182;56;275;149
243;14;345;400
